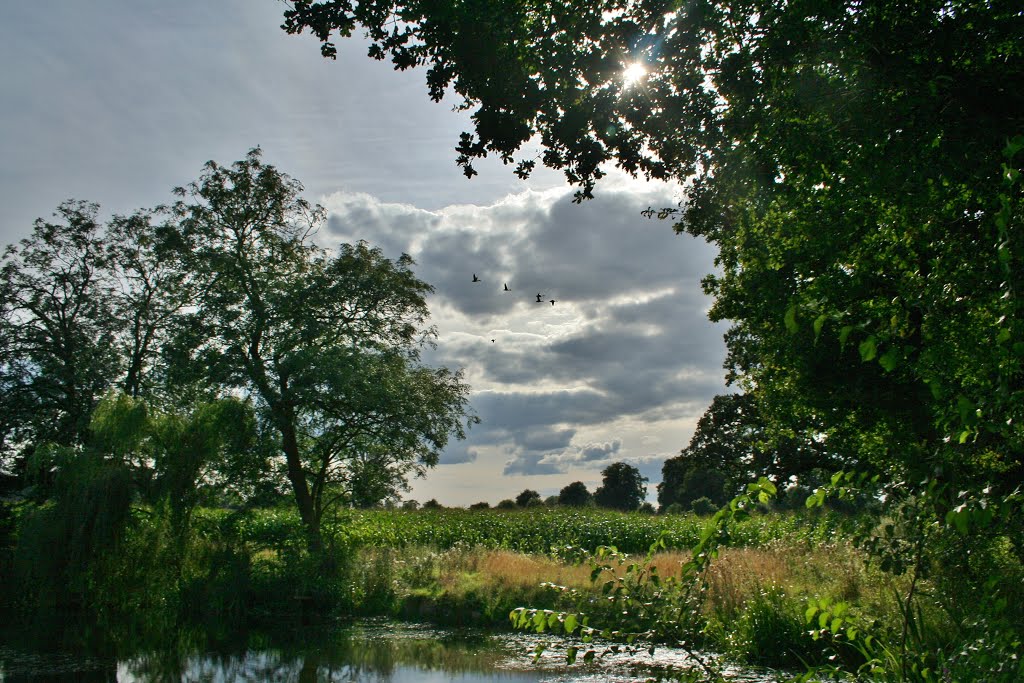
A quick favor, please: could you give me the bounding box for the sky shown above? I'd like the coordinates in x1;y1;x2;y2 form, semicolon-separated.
0;0;729;506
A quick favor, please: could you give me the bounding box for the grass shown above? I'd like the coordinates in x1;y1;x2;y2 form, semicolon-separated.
7;501;1020;679
336;539;897;670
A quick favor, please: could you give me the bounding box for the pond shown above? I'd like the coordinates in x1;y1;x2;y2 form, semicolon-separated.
0;619;779;682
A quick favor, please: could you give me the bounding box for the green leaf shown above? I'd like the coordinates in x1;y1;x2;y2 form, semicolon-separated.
533;611;546;631
947;509;969;535
805;604;818;622
813;314;827;342
858;336;877;362
784;304;799;333
878;346;900;372
957;395;977;425
839;325;854;348
564;614;578;634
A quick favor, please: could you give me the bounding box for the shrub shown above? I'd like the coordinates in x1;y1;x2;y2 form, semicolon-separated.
725;586;822;668
691;496;717;516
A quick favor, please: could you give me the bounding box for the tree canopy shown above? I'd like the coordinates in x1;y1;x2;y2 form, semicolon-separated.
282;0;1024;493
0;150;476;550
167;149;476;545
658;393;837;510
1;202;117;450
557;480;592;507
594;461;648;511
515;488;542;507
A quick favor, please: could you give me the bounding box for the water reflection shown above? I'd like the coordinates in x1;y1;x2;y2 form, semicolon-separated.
0;619;776;682
117;622;548;682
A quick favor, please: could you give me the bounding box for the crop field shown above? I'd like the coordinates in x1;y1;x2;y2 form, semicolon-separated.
194;506;850;556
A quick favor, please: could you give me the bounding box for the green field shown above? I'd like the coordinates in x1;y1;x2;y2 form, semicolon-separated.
205;505;848;556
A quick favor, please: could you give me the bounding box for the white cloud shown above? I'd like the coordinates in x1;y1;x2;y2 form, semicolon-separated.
322;183;728;504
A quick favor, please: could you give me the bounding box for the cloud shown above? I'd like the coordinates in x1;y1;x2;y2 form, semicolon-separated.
581;440;622;462
321;180;727;496
438;445;478;465
502;452;565;476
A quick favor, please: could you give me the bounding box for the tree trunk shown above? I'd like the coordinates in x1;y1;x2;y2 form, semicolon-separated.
279;414;322;552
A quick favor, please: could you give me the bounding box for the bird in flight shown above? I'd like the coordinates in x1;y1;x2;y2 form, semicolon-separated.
550;299;556;306
472;274;480;282
535;293;544;303
504;283;510;291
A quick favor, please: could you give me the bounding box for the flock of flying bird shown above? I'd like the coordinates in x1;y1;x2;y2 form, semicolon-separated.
472;273;556;343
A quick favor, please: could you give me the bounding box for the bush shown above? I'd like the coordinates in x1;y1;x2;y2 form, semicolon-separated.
691;497;717;516
724;587;823;668
515;489;541;507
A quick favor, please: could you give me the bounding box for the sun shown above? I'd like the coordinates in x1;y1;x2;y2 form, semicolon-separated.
622;62;647;86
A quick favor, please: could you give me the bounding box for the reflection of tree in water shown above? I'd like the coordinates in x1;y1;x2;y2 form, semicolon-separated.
0;648;118;682
118;623;537;682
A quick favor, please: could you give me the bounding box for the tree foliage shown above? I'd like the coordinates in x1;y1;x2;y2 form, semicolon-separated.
167;148;476;546
594;461;647;512
658;393;838;510
515;488;542;507
1;151;475;554
0;201;120;452
0;202;190;469
282;0;1024;492
557;480;592;507
658;462;727;512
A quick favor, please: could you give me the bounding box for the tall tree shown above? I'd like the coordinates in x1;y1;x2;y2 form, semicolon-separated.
105;209;192;401
557;480;592;507
515;488;542;507
0;201;120;452
282;0;1024;491
660;393;837;507
169;149;475;548
594;462;647;512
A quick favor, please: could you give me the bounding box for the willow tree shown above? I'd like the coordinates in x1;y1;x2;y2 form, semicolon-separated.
169;149;474;548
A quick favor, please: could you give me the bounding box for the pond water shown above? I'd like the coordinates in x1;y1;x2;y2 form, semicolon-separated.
0;619;778;682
